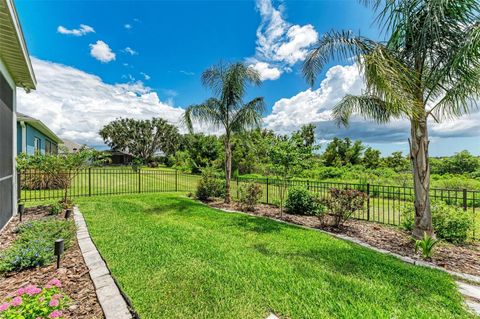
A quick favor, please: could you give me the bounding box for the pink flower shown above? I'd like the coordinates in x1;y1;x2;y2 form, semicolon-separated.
0;302;10;312
52;294;63;299
11;296;22;307
16;287;26;296
47;278;62;288
49;299;59;307
25;285;41;296
48;310;62;318
39;297;45;302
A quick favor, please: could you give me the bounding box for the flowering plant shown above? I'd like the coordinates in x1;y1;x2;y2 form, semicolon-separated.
0;279;68;319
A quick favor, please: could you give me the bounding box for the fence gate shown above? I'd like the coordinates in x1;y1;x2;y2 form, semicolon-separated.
0;71;14;230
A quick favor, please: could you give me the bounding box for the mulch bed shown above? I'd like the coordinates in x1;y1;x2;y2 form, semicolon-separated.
0;207;104;319
210;201;480;277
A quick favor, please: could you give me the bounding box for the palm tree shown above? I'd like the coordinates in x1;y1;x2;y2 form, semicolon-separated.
183;62;265;203
303;0;479;238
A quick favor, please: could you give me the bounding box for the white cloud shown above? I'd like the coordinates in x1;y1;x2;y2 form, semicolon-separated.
263;63;480;143
123;47;138;56
57;24;95;36
248;0;318;80
124;24;132;30
140;72;151;80
16;58;185;147
89;40;116;63
250;61;281;81
180;70;195;76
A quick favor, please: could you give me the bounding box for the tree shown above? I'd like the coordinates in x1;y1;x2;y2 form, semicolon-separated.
173;134;223;173
303;1;479;238
441;150;480;175
322;137;364;167
99;118;180;164
183;62;265;203
382;151;410;173
363;147;381;169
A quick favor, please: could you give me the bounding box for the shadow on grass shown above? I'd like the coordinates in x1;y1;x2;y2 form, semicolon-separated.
226;214;284;234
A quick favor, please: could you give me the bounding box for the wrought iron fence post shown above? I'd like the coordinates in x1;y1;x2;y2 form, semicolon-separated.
138;169;141;193
17;171;21;203
175;170;178;192
88;167;92;197
463;188;467;211
266;178;269;204
236;176;239;200
366;183;370;221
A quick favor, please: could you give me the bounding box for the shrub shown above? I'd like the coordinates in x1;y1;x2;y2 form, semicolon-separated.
431;201;473;244
239;182;263;211
0;279;68;319
323;188;367;227
285;187;324;216
195;168;225;201
415;233;439;260
401;201;473;244
49;203;63;215
0;218;75;273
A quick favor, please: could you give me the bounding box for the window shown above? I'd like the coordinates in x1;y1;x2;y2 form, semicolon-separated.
34;137;41;154
52;143;58;154
45;140;51;154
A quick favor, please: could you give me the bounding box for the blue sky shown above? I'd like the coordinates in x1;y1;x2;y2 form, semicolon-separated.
14;0;480;156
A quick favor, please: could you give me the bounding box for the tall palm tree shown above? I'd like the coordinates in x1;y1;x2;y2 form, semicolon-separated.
183;62;265;203
303;0;479;238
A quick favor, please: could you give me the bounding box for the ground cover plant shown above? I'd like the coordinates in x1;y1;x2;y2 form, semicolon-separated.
0;218;75;273
76;193;474;319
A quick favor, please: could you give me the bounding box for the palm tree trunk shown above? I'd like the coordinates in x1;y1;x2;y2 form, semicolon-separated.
410;116;433;239
224;138;232;204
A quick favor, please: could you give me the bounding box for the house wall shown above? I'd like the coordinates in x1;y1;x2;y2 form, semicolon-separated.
16;122;58;155
0;57;17;231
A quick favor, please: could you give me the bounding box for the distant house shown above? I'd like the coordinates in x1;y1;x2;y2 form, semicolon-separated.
0;0;36;229
16;112;62;155
106;150;134;165
60;139;87;154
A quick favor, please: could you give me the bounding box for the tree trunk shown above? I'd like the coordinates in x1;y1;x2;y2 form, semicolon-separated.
224;138;232;204
410;117;433;239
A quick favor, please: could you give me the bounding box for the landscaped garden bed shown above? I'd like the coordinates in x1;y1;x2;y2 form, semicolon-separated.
209;200;480;277
76;193;475;319
0;206;104;319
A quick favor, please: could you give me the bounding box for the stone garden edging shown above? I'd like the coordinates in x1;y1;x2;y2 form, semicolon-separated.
73;207;134;319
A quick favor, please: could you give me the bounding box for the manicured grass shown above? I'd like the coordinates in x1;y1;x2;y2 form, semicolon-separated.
76;193;475;319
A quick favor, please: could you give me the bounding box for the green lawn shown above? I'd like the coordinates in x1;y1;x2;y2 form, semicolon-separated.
76;193;475;319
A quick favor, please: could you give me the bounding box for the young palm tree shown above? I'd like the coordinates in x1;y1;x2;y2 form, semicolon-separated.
303;0;479;238
183;62;265;203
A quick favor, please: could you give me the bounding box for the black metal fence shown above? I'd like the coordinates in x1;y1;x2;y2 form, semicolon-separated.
19;168;479;240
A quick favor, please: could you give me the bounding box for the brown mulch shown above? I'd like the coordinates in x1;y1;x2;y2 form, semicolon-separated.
0;207;104;319
210;201;480;277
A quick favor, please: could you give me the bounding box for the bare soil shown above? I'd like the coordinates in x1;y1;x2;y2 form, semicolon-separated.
0;207;104;319
210;201;480;277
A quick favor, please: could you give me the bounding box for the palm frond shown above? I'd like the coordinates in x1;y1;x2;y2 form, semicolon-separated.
230;97;265;133
332;94;404;126
182;98;223;133
302;30;377;86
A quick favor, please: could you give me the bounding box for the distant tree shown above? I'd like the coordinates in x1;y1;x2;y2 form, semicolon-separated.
303;0;480;238
322;138;364;167
382;151;410;173
183;62;264;203
292;124;316;149
440;151;480;175
363;147;381;169
175;134;223;173
99;118;180;164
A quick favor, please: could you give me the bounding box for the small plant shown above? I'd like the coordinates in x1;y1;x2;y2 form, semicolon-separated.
239;182;263;211
285;187;324;216
195;167;225;201
431;201;472;244
0;219;75;273
414;232;439;260
323;188;367;227
0;279;68;319
49;203;62;215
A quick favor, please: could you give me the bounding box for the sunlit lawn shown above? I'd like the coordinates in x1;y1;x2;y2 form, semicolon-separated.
76;193;474;319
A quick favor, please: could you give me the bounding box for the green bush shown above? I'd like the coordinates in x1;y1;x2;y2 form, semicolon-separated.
239;182;263;211
195;168;225;201
323;188;367;227
285;187;324;216
401;201;473;244
0;218;75;273
431;201;472;244
49;202;62;215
